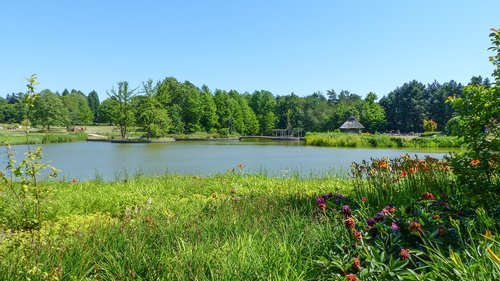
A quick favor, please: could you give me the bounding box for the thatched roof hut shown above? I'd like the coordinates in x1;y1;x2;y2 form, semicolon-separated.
339;116;365;133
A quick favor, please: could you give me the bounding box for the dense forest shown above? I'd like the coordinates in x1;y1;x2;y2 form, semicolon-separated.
0;75;492;137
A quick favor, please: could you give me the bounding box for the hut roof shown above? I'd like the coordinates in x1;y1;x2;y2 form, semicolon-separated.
339;116;365;129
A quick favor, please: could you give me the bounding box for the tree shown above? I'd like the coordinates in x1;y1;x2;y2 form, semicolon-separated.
97;98;114;125
62;92;93;126
302;93;331;132
199;85;218;132
136;80;172;139
107;81;137;139
249;90;277;135
359;92;387;132
276;93;304;130
87;90;100;123
446;28;500;195
380;80;427;132
32;89;69;130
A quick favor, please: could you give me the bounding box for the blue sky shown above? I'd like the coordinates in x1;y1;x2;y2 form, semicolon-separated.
1;1;499;100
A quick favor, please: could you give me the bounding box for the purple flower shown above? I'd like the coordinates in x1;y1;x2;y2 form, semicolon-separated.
375;212;386;222
391;222;399;232
342;205;351;216
316;196;325;206
367;218;376;227
335;193;344;199
322;193;333;199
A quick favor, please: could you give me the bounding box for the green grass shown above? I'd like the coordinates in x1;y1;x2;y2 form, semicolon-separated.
0;132;87;145
305;132;464;149
0;169;498;280
0;174;353;280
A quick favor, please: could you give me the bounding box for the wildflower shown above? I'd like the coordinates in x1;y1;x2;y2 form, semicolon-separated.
353;230;362;241
335;193;345;199
399;248;410;260
352;257;361;270
383;205;396;214
409;166;418;173
375;211;386;222
392;222;399;232
322;193;333;199
422;192;435;200
399;171;408;177
379;161;389;169
409;221;421;233
432;214;441;220
346;274;357;281
71;179;78;184
367;218;376;227
237;163;245;170
318;203;326;211
316;196;325;206
345;217;355;229
342;205;351;216
470;159;480;166
361;196;368;203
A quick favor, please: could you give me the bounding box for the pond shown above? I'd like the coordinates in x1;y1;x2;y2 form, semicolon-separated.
3;141;454;181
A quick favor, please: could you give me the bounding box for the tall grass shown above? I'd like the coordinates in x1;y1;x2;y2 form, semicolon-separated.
0;168;498;279
305;132;463;149
0;175;352;280
0;132;87;145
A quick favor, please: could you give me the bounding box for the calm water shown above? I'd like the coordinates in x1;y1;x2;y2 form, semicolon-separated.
4;141;453;180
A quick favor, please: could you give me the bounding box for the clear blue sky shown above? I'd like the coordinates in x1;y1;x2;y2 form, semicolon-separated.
1;0;499;100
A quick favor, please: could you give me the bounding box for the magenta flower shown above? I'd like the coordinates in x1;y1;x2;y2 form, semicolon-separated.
316;196;325;206
391;222;399;232
342;205;351;216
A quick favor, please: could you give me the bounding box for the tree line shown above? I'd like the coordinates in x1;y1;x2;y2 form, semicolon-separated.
0;75;491;137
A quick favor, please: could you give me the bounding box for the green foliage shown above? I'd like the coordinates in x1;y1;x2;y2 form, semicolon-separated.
107;81;137;139
423;119;438;132
305;132;462;148
0;174;350;280
62;91;93;126
32;89;69;130
314;190;499;280
136;80;172;139
380;80;427;133
0;75;59;230
0;146;58;229
446;29;500;197
87;90;100;123
199;85;218;132
249;90;277;135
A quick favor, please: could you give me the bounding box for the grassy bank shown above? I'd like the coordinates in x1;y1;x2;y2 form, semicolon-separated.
0;167;498;280
305;132;463;148
0;132;87;145
0;175;351;280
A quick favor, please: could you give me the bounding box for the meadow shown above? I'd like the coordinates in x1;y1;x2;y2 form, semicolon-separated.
0;154;498;280
305;132;463;149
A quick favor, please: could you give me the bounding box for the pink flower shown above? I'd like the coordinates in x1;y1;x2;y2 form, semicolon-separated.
399;248;410;260
392;222;399;232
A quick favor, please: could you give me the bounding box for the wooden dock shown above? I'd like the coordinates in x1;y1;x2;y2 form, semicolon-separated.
239;136;304;141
